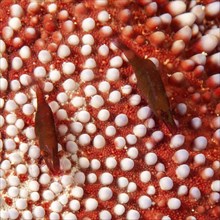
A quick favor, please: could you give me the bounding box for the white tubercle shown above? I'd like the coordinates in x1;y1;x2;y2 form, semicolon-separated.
205;2;220;17
120;158;134;171
97;109;110;121
62;62;75;74
166;1;186;16
117;177;128;188
81;18;96;32
69;200;80;212
114;136;126;149
194;153;206;165
151;130;164;143
33;206;45;218
93;135;106;149
176;103;187;115
57;44;71;58
133;124;147;138
109;56;123;68
106;68;120;81
170;134;185;148
193;136;207;151
105;157;117;169
172;149;189;164
159;177;174;190
189;187;201;200
0;57;8;72
79;157;90;169
114;204;125;216
105;125;116;136
38;50;52;64
90;95;104;108
34;66;47;78
167;198;181;210
129;94;141;106
90;159;101;170
99;210;112;220
145;152;158;166
100;172;113;185
140;171;151;183
127;147;138;159
97;10;110;22
10;4;24;18
121;85;132;95
108;90;121;103
8;17;22;30
211;180;220;192
68;34;79;46
115;114;128;127
19;46;31;59
176;164;190;179
147;185;156;195
98;44;109;56
173;12;196;28
12;57;23;70
85;198;98;211
177;185;188;196
98;81;110;93
126;210;140;220
71;186;84;198
138;195;152;209
98;187;113;201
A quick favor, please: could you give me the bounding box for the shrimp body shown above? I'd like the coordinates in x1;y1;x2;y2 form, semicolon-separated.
115;40;177;133
35;84;60;173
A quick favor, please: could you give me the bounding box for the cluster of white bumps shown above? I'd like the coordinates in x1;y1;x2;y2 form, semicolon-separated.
0;0;220;220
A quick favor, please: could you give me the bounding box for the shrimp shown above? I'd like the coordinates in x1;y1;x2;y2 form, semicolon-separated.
115;40;177;133
35;83;60;174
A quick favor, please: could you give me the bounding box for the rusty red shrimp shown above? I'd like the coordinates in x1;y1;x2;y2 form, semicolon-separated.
34;82;60;174
114;39;177;134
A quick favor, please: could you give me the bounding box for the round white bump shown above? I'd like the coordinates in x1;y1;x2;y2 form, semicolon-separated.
151;130;164;143
138;195;152;209
71;96;85;108
80;69;94;82
172;149;189;164
84;85;97;97
28;164;40;178
69;200;80;211
71;186;84;198
147;185;156;195
0;78;8;91
177;103;187;115
70;122;83;134
115;114;128;127
6;125;18;137
117;177;128;188
78;134;91;146
137;106;152;120
85;198;98;211
120;158;134;171
170;134;185;148
50;182;63;194
121;85;132;95
126;210;140;220
118;193;129;204
140;171;151;183
8;17;22;30
62;62;75;74
97;10;110;22
68;34;80;46
77;110;90;123
127;182;137;193
105;125;116;137
194;153;206;165
109;56;123;68
81;45;92;56
98;81;111;93
106;68;120;81
49;69;61;82
90;95;104;108
114;136;126;149
85;123;97;134
176;164;190;179
8;208;19;220
62;79;76;91
22;211;32;220
100;172;113;185
177;185;188;196
189;187;201;200
98;187;113;201
42;190;55;201
145;152;158;165
50;201;63;213
127;147;138;159
90;159;101;170
8;186;19;197
98;44;109;56
211;180;220;192
87;173;97;184
57;44;71;58
15;198;27;210
105;157;117;169
97;109;110;121
38;50;52;64
79;157;90;169
133;124;147;137
0;57;8;72
33;206;45;218
28;145;40;159
129;94;141;106
193;136;207;151
108;90;121;103
159;177;174;190
114;204;125;216
167;198;181;210
82;18;95;32
12;57;23;70
93;135;106;149
34;66;47;78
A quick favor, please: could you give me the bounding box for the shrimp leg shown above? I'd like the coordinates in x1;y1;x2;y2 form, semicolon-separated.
115;40;177;133
35;84;60;174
